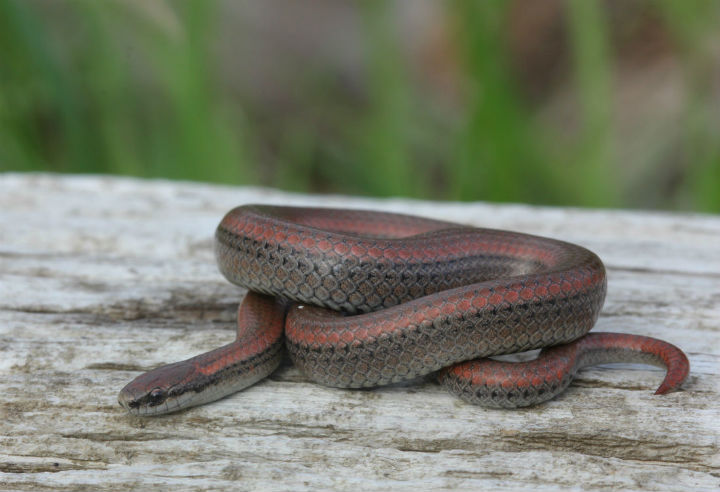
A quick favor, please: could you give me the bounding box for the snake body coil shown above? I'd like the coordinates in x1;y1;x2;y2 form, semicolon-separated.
119;205;689;416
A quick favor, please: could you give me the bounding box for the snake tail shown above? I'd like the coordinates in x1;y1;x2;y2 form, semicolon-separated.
438;332;690;408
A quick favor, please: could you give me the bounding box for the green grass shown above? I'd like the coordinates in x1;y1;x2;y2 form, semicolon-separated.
1;0;718;212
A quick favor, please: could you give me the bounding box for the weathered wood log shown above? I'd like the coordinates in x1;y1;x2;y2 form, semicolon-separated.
0;174;717;490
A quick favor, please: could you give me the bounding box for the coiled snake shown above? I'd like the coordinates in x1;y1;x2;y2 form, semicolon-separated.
119;205;689;416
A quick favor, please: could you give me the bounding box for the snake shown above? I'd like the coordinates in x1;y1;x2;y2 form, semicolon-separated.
118;205;690;416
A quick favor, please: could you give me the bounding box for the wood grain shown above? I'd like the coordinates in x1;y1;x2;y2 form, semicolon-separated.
1;174;718;491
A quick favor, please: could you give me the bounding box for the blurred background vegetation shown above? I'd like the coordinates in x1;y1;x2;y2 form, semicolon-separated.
1;0;719;212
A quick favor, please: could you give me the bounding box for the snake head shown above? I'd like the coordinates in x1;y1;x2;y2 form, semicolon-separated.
118;360;197;416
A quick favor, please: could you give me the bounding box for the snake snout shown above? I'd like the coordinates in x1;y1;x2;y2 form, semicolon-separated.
117;387;138;413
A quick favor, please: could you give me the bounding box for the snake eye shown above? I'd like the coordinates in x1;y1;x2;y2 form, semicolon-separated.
148;388;165;405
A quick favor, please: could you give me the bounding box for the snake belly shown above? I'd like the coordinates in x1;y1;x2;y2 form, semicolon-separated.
118;205;689;415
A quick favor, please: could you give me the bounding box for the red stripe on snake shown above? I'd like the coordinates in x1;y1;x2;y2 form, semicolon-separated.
118;205;689;415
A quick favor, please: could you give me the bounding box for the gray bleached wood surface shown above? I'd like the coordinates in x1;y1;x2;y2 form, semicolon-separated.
0;173;718;491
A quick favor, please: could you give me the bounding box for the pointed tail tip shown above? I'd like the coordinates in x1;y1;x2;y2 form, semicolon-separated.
654;381;673;395
653;371;689;395
654;351;690;396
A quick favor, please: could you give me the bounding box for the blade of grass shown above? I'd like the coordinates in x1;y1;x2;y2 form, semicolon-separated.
70;1;144;177
122;0;251;184
450;0;545;203
0;0;94;172
356;0;416;198
656;1;720;212
565;0;617;207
